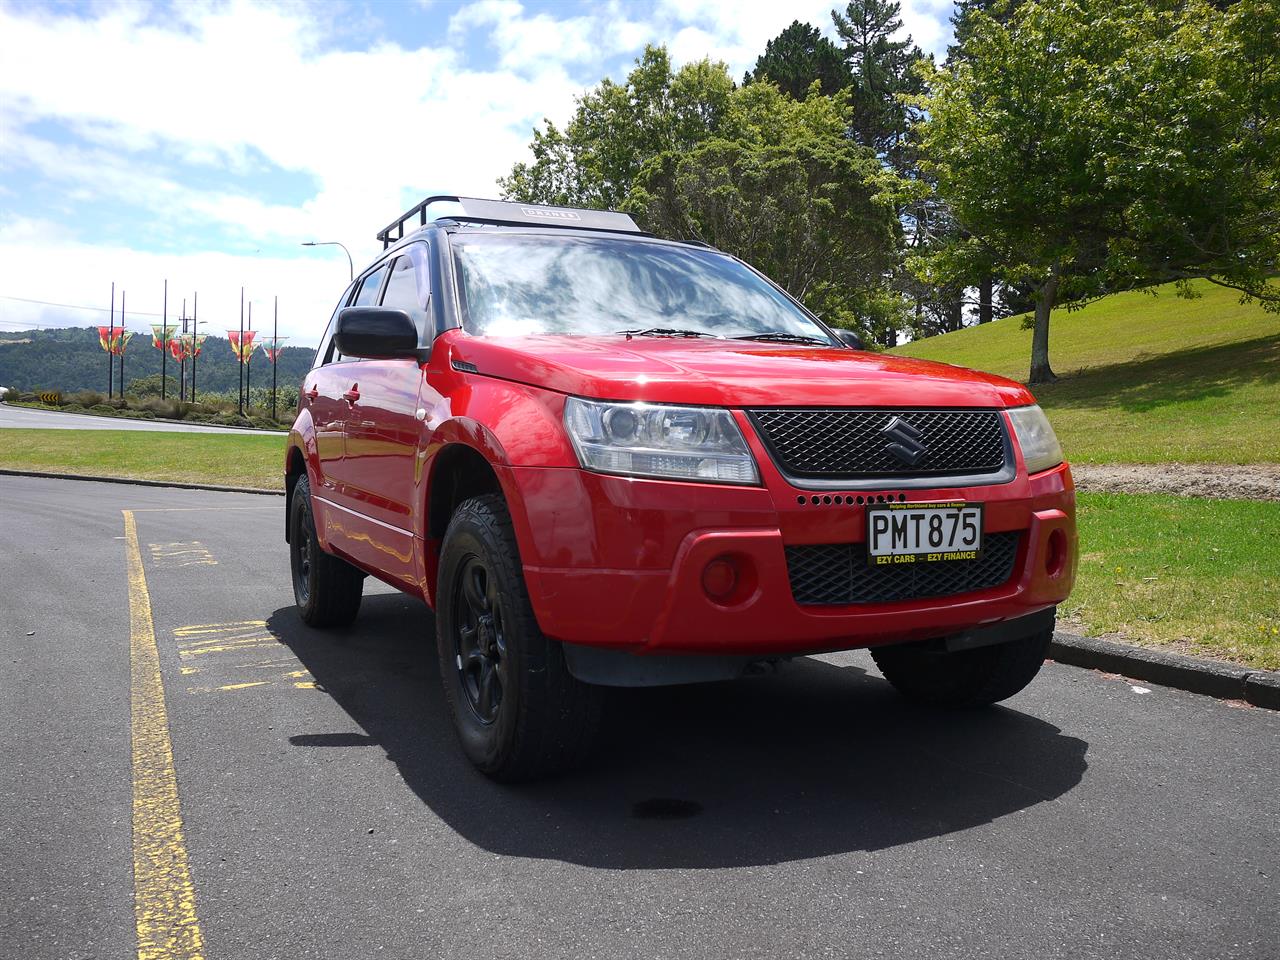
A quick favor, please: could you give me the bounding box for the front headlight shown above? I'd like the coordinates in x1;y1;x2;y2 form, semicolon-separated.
563;397;760;484
1007;404;1064;474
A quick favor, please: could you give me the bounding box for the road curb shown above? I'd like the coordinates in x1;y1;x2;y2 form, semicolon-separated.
1051;632;1279;710
0;467;283;497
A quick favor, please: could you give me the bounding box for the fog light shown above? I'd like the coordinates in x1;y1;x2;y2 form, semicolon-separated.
1045;529;1067;578
702;556;738;601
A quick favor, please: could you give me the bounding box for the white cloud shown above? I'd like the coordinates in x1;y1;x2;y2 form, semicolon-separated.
0;0;952;345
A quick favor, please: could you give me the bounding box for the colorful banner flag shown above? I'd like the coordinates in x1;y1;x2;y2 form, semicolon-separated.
227;329;259;363
151;322;178;350
179;333;207;359
98;325;124;354
168;337;185;361
260;336;289;363
111;330;134;356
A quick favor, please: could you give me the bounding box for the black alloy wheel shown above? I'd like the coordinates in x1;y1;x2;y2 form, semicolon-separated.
289;473;363;627
452;555;508;724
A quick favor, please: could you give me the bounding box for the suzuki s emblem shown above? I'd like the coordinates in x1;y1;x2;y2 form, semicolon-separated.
881;415;928;466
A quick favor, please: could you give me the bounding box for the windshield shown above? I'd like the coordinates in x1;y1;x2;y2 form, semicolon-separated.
451;233;834;341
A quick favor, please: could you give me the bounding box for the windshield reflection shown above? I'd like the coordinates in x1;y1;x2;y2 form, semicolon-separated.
452;234;831;341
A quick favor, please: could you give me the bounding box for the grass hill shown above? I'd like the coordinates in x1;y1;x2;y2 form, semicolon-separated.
0;326;316;397
892;279;1279;464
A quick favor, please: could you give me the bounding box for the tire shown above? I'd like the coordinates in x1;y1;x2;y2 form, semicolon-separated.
436;493;603;782
870;627;1052;708
289;473;364;627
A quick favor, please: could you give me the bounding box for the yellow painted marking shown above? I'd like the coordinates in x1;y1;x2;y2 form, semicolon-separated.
179;640;276;657
180;667;198;676
294;681;317;689
147;541;217;567
124;509;206;960
174;620;267;634
218;681;269;691
178;634;275;650
285;669;310;679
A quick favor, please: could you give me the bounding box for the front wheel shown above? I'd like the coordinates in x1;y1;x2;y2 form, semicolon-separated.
870;627;1052;707
436;493;602;781
289;474;363;627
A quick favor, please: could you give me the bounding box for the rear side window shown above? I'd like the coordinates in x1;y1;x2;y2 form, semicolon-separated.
352;264;389;306
379;245;432;341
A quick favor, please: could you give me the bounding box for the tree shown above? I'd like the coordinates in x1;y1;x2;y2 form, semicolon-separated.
629;81;903;339
499;47;733;209
744;21;851;99
502;47;906;342
832;0;928;166
913;0;1280;383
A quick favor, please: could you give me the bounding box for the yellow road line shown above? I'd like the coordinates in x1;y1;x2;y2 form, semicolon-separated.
217;681;269;691
124;509;206;960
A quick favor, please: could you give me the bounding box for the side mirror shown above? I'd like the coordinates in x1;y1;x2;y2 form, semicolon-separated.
834;328;866;351
334;307;420;360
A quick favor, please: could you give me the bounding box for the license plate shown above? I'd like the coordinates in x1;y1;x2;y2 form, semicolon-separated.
866;501;983;566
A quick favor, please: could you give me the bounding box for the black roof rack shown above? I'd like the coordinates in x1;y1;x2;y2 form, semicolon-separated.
376;195;644;249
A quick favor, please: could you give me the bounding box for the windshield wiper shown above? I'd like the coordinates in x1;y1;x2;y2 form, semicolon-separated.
733;332;831;345
617;327;720;339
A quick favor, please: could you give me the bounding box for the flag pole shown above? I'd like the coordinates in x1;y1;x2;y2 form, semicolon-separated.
119;291;126;396
191;291;199;404
179;299;187;403
161;280;168;401
272;295;279;422
108;282;115;398
238;287;245;415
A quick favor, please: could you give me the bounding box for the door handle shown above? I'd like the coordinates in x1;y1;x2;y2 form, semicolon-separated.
343;385;360;404
305;385;318;402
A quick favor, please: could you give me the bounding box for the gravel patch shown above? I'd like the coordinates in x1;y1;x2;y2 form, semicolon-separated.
1073;462;1280;501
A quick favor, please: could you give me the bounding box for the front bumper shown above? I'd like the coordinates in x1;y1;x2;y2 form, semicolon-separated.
509;443;1077;658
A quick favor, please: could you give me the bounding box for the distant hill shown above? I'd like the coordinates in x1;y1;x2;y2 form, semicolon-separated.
0;326;316;395
890;279;1279;464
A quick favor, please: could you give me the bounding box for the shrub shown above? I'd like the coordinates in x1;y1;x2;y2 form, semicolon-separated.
90;403;115;413
137;397;189;420
68;390;105;407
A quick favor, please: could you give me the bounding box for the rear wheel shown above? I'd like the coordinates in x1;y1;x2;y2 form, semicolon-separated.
436;493;602;781
289;474;363;627
871;627;1052;707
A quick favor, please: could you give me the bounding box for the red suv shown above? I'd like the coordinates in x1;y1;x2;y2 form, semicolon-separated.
285;196;1077;781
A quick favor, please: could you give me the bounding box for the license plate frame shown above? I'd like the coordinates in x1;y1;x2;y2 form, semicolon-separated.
865;501;984;567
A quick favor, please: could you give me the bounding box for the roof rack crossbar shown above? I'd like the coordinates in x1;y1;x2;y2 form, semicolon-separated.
376;196;643;249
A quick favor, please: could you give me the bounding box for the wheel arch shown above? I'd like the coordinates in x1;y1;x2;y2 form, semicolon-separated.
284;443;307;543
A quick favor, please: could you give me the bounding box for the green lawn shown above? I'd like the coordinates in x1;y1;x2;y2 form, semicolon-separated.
892;280;1280;464
1070;492;1279;670
0;428;285;490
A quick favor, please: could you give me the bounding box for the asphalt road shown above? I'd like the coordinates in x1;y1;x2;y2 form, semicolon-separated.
0;402;284;434
2;473;1277;960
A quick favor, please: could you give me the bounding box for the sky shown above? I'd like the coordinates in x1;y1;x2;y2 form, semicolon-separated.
0;0;955;345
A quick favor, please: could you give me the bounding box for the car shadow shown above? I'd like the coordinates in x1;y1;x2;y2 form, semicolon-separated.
267;594;1089;870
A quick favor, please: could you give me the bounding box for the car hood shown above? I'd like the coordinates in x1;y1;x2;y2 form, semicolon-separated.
444;333;1035;408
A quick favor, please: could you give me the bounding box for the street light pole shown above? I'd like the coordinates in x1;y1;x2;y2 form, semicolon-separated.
302;240;354;281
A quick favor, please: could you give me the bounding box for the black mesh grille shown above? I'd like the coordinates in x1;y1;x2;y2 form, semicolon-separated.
748;408;1006;479
785;532;1021;606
